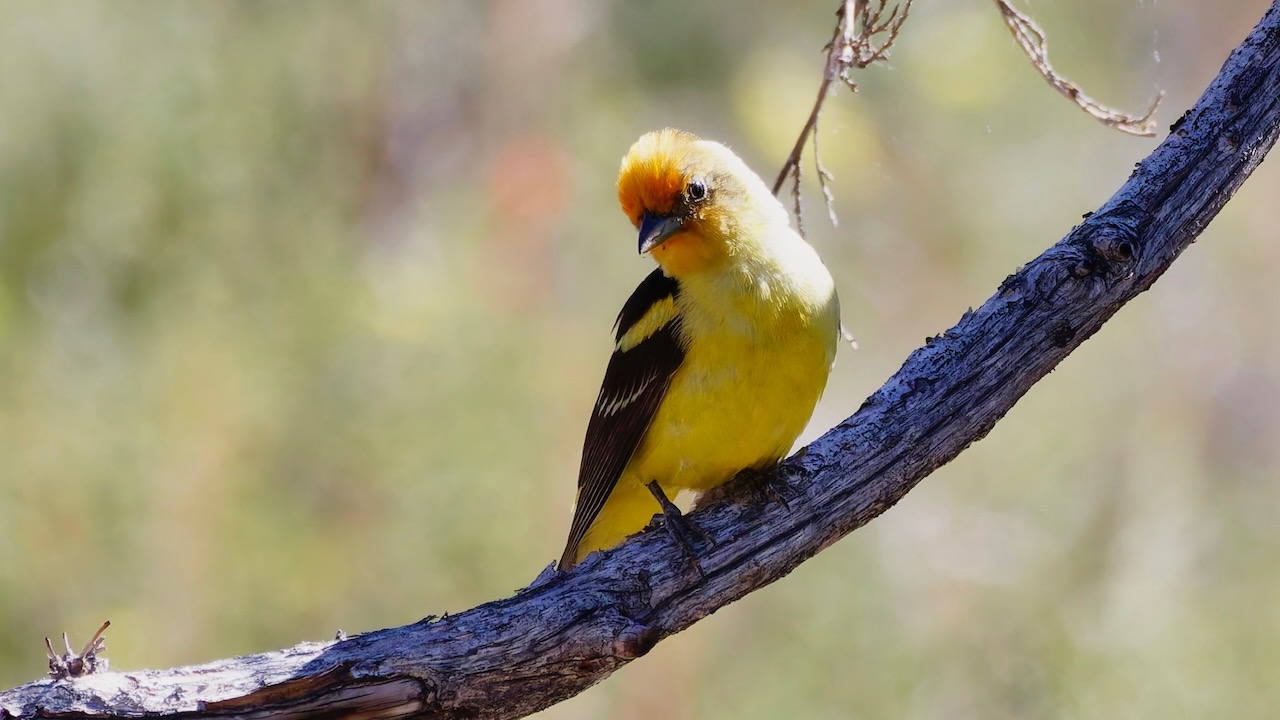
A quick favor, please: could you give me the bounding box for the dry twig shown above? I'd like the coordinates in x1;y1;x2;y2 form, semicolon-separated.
996;0;1162;136
773;0;914;236
778;0;1162;236
44;621;110;680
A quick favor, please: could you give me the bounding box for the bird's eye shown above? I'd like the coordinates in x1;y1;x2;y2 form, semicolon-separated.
686;180;707;202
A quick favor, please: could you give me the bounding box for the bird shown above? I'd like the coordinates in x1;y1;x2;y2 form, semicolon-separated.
558;128;842;570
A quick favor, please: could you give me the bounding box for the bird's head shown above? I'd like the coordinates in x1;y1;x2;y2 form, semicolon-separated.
616;129;783;278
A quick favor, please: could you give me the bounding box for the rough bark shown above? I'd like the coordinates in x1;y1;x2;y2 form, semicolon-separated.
4;3;1279;719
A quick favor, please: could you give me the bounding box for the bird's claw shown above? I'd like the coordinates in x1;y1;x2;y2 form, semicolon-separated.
646;480;711;576
735;466;791;511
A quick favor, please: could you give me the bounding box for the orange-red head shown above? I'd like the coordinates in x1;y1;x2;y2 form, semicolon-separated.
616;129;784;278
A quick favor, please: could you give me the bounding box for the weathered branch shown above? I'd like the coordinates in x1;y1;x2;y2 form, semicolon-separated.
4;3;1279;719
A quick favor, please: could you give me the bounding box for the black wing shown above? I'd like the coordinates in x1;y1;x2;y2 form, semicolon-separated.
559;269;685;568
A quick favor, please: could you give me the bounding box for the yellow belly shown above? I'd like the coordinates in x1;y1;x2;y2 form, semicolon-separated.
630;332;830;491
575;304;836;561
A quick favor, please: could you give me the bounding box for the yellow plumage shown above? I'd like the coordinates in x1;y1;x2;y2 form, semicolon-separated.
560;129;841;569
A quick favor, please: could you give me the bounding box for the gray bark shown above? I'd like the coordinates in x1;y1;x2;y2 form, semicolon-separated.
4;2;1279;719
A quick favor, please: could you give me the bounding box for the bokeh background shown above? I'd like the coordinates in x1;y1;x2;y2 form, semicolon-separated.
1;1;1277;717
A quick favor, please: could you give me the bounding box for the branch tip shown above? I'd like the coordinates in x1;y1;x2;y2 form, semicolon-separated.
774;0;915;235
996;0;1163;136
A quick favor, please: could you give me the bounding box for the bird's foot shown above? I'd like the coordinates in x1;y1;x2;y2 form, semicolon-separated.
646;481;712;576
46;621;110;679
735;466;791;512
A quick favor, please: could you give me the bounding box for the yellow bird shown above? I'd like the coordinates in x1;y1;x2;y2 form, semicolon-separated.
559;129;842;570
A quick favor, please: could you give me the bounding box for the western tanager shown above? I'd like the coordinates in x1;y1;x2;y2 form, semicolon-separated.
558;129;842;570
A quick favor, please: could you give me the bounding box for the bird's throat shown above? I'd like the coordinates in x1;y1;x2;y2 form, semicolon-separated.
649;232;727;279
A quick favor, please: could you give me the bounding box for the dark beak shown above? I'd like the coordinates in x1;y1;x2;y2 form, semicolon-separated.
638;212;684;254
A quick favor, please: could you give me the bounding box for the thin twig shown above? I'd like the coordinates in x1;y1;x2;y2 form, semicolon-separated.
792;162;807;238
813;119;839;228
771;4;846;197
996;0;1162;136
773;0;914;236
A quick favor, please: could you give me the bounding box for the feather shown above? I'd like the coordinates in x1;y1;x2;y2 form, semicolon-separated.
559;269;685;569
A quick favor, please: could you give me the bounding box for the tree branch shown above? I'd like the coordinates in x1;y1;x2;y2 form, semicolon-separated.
4;3;1279;719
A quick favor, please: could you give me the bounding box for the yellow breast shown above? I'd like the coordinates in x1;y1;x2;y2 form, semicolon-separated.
626;250;839;493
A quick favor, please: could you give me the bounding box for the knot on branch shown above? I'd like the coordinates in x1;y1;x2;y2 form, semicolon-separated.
612;623;660;660
1066;208;1142;280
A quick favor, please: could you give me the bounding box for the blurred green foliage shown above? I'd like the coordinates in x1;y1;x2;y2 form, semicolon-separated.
1;1;1277;718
